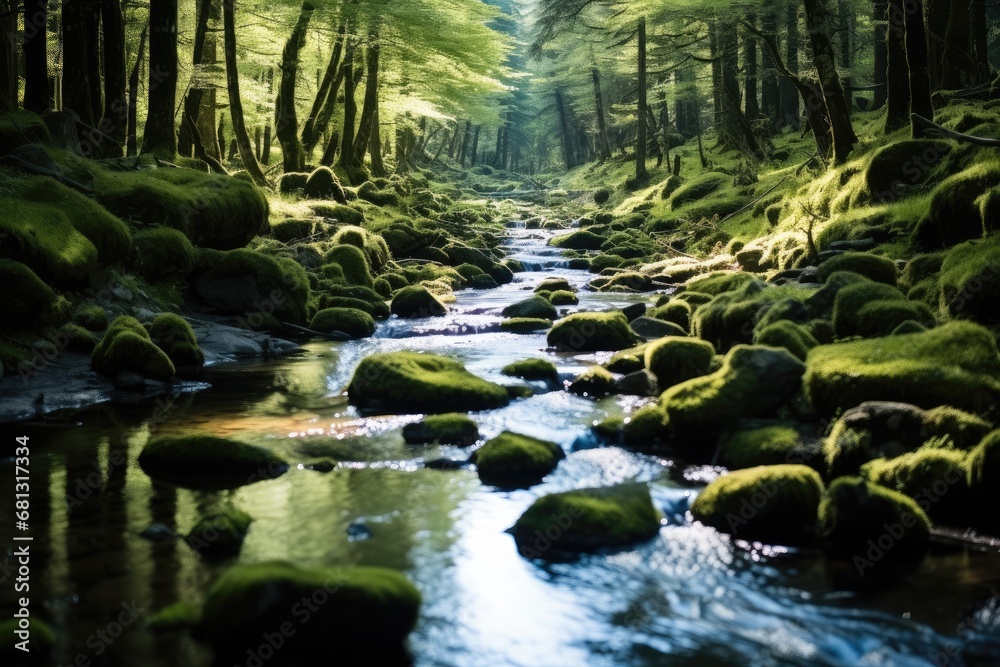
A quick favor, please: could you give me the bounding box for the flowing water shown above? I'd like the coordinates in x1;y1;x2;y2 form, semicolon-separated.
3;220;1000;667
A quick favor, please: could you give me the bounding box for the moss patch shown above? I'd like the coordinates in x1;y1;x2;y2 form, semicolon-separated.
567;366;617;398
644;336;715;389
938;235;1000;324
722;424;806;470
323;244;374;288
391;285;447;319
818;252;899;285
402;413;480;446
133;227;196;280
862;449;968;525
194;249;310;324
500;317;553;333
755;320;819;361
149;313;204;370
547;311;638;352
310;307;377;338
185;508;253;559
471;431;565;488
92;316;176;382
502;358;559;384
0;259;69;328
502;296;558;320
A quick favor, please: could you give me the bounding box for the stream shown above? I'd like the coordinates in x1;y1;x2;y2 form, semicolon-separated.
3;219;1000;667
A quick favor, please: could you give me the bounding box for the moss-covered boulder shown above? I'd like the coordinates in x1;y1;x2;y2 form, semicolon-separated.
402;413;480;446
511;483;660;556
548;289;579;305
550;229;604;250
390;285;447;319
0;259;69;329
660;345;805;435
303;166;346;202
862;449;968;525
185;508;253;559
333;225;391;273
914;162;1000;249
669;172;729;208
755;320;819;361
502;296;558;320
471;431;565;488
133;227;196;280
547;311;638;352
567;366;616;398
92;316;176;382
149;313;204;370
279;172;309;193
804;322;1000;417
323;244;374;288
854;299;935;338
357;181;399;206
818;252;899;285
830;279;907;337
605;343;650;374
535;277;573;292
965;430;1000;531
691;464;824;545
643;337;715;389
200;562;420;661
649;300;691;331
864;139;951;202
721;424;809;470
310;307;377;338
683;271;760;296
938;235;1000;324
818;477;931;563
693;281;808;351
313;201;364;225
193;249;310;324
60;323;100;353
502;358;559;385
138;435;288;489
348;352;509;414
501;317;553;333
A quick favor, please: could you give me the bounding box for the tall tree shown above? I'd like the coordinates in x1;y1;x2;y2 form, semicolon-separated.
276;1;315;172
179;0;222;160
591;68;612;160
142;0;179;155
353;30;382;170
903;0;934;137
872;0;888;110
22;0;48;113
302;20;347;154
883;0;909;132
100;0;128;154
63;0;95;124
0;0;12;111
781;4;801;128
635;16;648;183
802;0;857;162
222;0;267;184
939;0;976;89
744;14;761;119
760;7;780;123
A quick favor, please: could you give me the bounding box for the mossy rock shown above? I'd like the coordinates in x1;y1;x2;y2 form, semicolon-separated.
471;431;564;488
862;450;968;525
938;235;1000;324
59;323;100;353
818;477;931;561
649;300;691;331
92;317;175;382
402;413;480;446
922;405;993;449
502;296;558;320
605;343;650;374
501;358;559;385
914;162;1000;249
755;320;819;361
547;290;579;306
0;109;51;153
133;227;196;280
357;181;399;206
966;430;1000;531
138;435;289;489
149;313;204;369
567;366;617;398
804;322;1000;417
312;202;364;225
692;464;824;545
72;303;108;331
831;280;907;337
310;307;377;338
660;345;805;436
0;259;69;328
323;244;374;288
455;263;488;281
644;336;715;389
304;166;346;202
270;217;317;243
279;172;310;193
193;249;310;324
900;252;945;290
669;172;729;208
823;401;931;479
348;351;510;414
185;508;253;559
593;271;654;292
201;562;420;661
390;285;447;319
590;254;625;272
855;299;935;338
535;277;573;292
692;281;807;351
722;424;808;470
147;602;201;633
818;252;899;285
864;139;951;202
683;271;760;296
550;230;604;250
547;311;638;352
500;317;552;333
511;483;660;556
593;187;611;204
333;225;391;272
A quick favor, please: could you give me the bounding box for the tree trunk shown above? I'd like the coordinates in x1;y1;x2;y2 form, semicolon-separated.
63;0;94;124
302;20;346;153
782;4;801;128
459;120;472;166
760;8;780;123
720;19;765;158
126;26;147;156
179;0;221;160
320;129;338;165
744;14;761;119
470;125;480;166
23;0;49;113
837;0;852;109
872;0;888;110
0;0;13;111
658;89;669;167
939;0;975;89
884;0;909;132
99;0;127;155
262;67;273;165
904;0;934;138
222;0;267;185
802;0;858;163
142;0;179;155
555;90;575;168
500;120;510;169
592;67;612;160
635;17;649;183
84;2;102;124
276;1;314;173
971;0;990;83
709;22;723;128
368;105;386;176
353;32;381;166
925;0;948;88
336;39;359;170
492;121;503;167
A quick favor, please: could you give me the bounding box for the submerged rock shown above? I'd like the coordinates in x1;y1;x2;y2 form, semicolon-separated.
138;435;288;489
402;413;480;446
471;431;564;488
501;358;559;385
185;509;252;559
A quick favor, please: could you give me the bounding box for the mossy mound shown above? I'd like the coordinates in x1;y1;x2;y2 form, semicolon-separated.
818;252;899;285
644;337;715;389
660;345;805;435
605;343;650;374
669;172;729;208
804;322;1000;417
96;167;268;250
201;562;420;660
938;235;1000;324
914;162;1000;249
567;366;617;398
312;201;364;225
550;229;604;250
683;271;760;296
133;227;196;280
818;477;931;561
471;431;564;488
348;352;510;414
502;358;559;384
823;401;932;479
593;188;611;204
194;249;310;324
862;449;968;525
303;166;346;202
315;285;391;320
502;296;558;320
649;300;691;331
323;244;374;288
147;601;201;633
722;424;806;470
593;272;654;292
691;464;824;545
149;313;204;370
864;139;951;202
511;483;660;556
855;299;935;338
922;405;993;449
72;303;108;331
402;413;480;446
333;225;391;273
390;285;447;319
138;435;288;489
500;317;553;333
185;508;253;559
548;289;579;305
547;311;638;352
0;259;69;328
693;281;808;351
60;323;101;353
755;321;819;361
535;277;573;292
831;280;908;337
0;109;51;153
92;316;175;382
310;307;377;338
279;172;309;193
357;181;399;206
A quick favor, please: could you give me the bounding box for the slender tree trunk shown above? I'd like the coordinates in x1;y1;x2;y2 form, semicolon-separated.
63;0;94;124
939;0;975;89
459;120;472;166
179;0;220;159
635;17;648;182
276;1;313;173
837;0;852;109
127;26;147;156
337;39;360;171
925;0;948;88
501;120;510;169
320;129;338;165
884;0;909;132
302;20;346;153
760;8;780;124
903;0;934;137
782;4;801;128
84;2;102;123
555;89;575;168
709;22;723;128
492;121;503;167
802;0;858;163
222;0;267;185
262;67;273;164
99;0;127;154
368;105;386;176
353;31;381;166
142;0;179;155
470;125;480;166
971;0;990;83
592;67;612;160
720;19;765;157
745;14;761;119
23;0;49;113
0;0;13;111
873;0;888;110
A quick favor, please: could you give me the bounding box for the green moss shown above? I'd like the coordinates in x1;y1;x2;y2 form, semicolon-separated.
310;307;377;338
673;290;714;306
323;244;374;288
357;181;399;206
133;227;196;280
502;296;558;320
149;313;204;369
550;229;604;250
722;424;805;470
914;162;1000;249
900;252;945;290
593;271;654;292
693;281;809;350
590;254;625;272
535;278;573;292
922;406;992;449
605;343;650;374
938;235;1000;324
348;351;510;414
818;477;931;558
0;109;51;153
304;166;346;201
691;464;824;545
502;358;559;384
659;345;805;435
864;139;952;202
831;280;907;337
0;259;69;328
72;303;108;331
804;322;1000;416
643;336;715;389
649;300;691;330
92;320;176;382
312;202;364;225
862;449;968;525
568;366;617;398
548;289;579;305
855;299;935;338
138;435;289;489
500;317;552;333
755;321;819;361
669;172;729;208
683;271;760;296
547;311;638;352
455;263;487;281
185;508;253;559
391;285;447;319
333;225;391;272
147;601;201;633
804;270;871;319
201;562;420;658
471;431;564;488
59;323;100;353
402;413;480;446
511;483;660;555
199;249;311;324
818;252;899;285
279;172;309;193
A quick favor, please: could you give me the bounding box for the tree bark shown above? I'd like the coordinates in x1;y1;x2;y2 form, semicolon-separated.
760;8;780;123
22;0;49;113
635;17;648;183
353;31;381;166
591;67;612;160
884;0;909;132
470;125;480;166
0;0;13;111
709;22;723;128
63;0;94;124
127;26;147;156
720;19;765;158
555;89;575;168
84;1;103;123
459;120;472;166
142;0;179;155
925;0;948;88
222;0;267;185
276;1;314;173
744;14;761;119
782;4;801;129
99;0;127;154
302;20;346;154
971;0;990;84
336;39;360;170
179;0;221;160
802;0;858;163
903;0;934;137
939;0;975;89
872;0;888;110
837;0;852;109
368;104;386;176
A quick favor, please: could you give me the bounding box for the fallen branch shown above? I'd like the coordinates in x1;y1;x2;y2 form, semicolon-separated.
911;114;1000;147
716;175;789;225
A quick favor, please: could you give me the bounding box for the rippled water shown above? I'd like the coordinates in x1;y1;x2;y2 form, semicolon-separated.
2;221;1000;667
